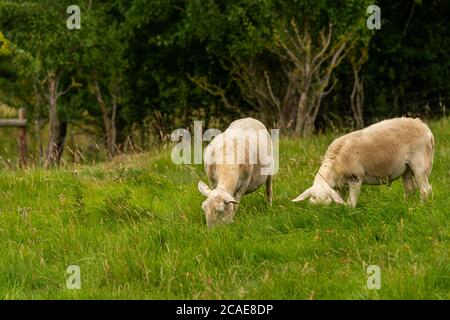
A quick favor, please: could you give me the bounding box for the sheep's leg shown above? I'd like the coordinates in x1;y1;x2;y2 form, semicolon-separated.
409;158;432;201
402;166;416;199
415;173;432;201
347;178;362;208
265;175;272;206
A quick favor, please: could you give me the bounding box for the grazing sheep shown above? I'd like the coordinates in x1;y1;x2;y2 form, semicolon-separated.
293;117;434;207
198;118;273;228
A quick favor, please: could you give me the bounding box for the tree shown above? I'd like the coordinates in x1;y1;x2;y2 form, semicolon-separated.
232;19;353;136
77;2;128;158
185;0;373;136
363;0;450;118
0;0;84;167
349;47;368;129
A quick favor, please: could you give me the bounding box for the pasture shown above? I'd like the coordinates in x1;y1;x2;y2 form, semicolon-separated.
0;118;448;299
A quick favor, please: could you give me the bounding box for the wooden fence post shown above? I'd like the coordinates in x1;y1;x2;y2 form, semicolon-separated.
18;108;27;168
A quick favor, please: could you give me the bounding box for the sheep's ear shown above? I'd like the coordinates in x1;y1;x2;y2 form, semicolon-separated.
198;181;211;197
330;189;345;205
223;193;239;204
292;188;312;202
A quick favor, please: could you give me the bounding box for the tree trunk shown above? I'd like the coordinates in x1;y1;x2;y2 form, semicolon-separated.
350;49;368;129
35;117;45;164
302;117;315;138
294;92;308;135
93;80;116;158
350;64;365;129
41;71;74;168
44;74;61;168
111;93;118;156
56;119;68;163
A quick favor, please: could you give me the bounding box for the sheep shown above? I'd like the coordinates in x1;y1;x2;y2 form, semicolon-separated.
293;117;434;208
198;117;273;228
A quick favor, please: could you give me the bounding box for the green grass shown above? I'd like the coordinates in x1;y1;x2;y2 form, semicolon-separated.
0;119;448;299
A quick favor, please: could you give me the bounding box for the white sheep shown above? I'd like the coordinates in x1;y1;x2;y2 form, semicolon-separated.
198;118;274;228
293;117;434;207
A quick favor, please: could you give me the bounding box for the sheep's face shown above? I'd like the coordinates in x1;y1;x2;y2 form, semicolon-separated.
201;193;237;228
293;184;345;205
308;188;335;204
198;181;239;228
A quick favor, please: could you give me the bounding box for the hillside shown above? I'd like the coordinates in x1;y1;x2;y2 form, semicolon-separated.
0;118;448;299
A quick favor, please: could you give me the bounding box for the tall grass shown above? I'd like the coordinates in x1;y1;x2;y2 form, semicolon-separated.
0;119;448;299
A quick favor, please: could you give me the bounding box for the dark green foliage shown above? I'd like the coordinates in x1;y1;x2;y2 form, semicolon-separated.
0;0;449;155
363;0;450;118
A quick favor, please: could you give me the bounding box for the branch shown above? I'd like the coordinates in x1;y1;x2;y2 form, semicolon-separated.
311;23;333;66
187;74;239;111
272;31;302;68
321;78;337;97
57;77;80;98
264;71;281;113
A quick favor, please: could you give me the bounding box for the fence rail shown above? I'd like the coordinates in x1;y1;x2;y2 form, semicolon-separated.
0;119;27;127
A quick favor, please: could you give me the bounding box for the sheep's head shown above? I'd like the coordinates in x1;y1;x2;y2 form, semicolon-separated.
292;182;345;205
198;181;239;228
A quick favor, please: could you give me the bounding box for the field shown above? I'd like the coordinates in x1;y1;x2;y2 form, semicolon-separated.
0;119;448;299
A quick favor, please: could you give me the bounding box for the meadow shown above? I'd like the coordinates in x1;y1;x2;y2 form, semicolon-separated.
0;118;448;299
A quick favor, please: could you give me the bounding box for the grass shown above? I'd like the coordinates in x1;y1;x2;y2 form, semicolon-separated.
0;119;448;299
